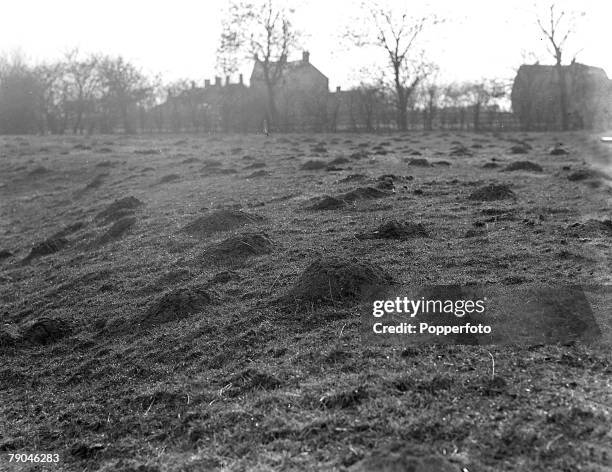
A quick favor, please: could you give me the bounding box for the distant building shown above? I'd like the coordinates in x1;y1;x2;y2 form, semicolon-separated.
511;63;612;130
250;51;330;130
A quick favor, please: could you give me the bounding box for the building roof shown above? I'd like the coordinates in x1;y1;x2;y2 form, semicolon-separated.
516;62;610;81
250;55;328;84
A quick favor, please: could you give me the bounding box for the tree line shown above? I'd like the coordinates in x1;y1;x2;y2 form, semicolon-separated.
0;1;582;134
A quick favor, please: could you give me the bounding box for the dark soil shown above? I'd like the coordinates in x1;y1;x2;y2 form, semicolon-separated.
140;287;215;327
449;144;473;156
549;145;569;155
23;237;69;262
568;219;612;237
95;216;136;245
282;256;393;306
509;144;530;154
406;158;431;167
567;169;610;181
1;132;610;472
95;196;143;222
204;232;273;263
468;184;517;201
306;195;348;210
181;210;263;237
301;160;328;170
503;161;543;172
21;318;72;345
356;220;429;240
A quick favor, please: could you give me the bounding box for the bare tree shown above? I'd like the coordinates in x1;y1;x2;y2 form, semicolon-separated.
98;56;151;133
0;51;39;134
218;0;297;130
535;3;584;131
347;2;439;131
64;50;100;134
33;62;64;134
461;80;506;131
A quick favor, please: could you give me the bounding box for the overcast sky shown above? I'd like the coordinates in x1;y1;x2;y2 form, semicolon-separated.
2;0;610;88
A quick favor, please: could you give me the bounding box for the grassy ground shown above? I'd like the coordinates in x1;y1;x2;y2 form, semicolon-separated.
0;131;611;471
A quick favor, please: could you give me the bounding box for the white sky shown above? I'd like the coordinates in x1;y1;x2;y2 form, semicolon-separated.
2;0;611;89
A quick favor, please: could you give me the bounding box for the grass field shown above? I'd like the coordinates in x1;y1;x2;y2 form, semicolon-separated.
1;131;611;471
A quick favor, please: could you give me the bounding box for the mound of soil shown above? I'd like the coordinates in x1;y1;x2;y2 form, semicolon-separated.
509;144;530;154
549;145;569;155
482;162;499;169
449;144;473;156
465;229;487;238
339;186;392;202
245;170;269;178
158;174;181;184
349;451;459;472
95;216;136;245
328;157;350;165
24;237;68;262
27;166;50;176
207;168;238;175
407;149;422;156
378;174;413;182
282;256;393;305
406;158;431;167
133;148;160;155
22;318;71;345
567;169;610;181
96;196;143;222
208;270;241;285
0;249;14;260
244;162;266;169
356;220;429;240
433;160;451;166
503;161;543;172
96;160;116;167
181;210;262;236
468;184;516;201
141;287;215;327
301;160;327;170
205;232;273;262
201;160;223;169
51;221;86;239
349;150;369;160
376;179;395;190
226;368;282;396
339;174;367;182
306;196;347;210
568;219;612;237
0;324;21;348
78;173;107;193
320;387;368;409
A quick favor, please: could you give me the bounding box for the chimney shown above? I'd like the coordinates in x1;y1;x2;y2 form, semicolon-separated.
239;74;243;85
336;86;341;92
204;79;210;88
303;51;310;63
225;76;230;86
215;76;221;86
191;81;196;89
